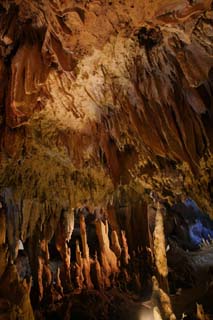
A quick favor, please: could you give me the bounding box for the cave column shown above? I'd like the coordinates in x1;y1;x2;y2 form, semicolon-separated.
153;202;169;294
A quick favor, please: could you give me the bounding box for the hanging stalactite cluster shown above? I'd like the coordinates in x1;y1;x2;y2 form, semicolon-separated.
0;0;213;319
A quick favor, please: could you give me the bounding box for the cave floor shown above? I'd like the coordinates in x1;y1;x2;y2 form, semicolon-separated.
17;246;213;319
190;244;213;269
34;288;152;320
36;245;213;320
171;245;213;319
34;285;213;320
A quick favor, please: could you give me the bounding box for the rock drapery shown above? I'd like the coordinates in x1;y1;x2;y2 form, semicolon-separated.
0;0;213;319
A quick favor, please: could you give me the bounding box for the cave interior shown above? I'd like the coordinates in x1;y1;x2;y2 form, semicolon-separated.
0;0;213;319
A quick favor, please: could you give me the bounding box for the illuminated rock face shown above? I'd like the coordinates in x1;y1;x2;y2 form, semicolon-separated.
0;0;212;208
0;1;212;318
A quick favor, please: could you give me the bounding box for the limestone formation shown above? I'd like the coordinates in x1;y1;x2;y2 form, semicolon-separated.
79;214;94;289
152;276;176;320
55;209;74;290
0;0;212;319
95;219;119;287
111;230;122;260
153;202;169;292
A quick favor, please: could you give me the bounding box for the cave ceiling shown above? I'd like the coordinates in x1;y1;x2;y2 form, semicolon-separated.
0;0;213;213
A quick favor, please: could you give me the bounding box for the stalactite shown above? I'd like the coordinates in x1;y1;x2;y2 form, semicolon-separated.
21;199;33;242
119;230;131;285
37;253;44;302
131;251;142;293
27;230;39;305
27;232;52;304
107;205;120;236
28;229;47;303
112;199;152;254
0;1;213;318
79;214;90;260
7;42;48;127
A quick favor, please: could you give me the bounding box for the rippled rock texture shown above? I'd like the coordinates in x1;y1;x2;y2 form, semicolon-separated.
0;0;213;319
0;0;212;208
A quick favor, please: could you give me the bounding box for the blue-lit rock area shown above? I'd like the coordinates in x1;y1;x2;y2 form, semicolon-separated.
168;199;213;250
164;199;213;318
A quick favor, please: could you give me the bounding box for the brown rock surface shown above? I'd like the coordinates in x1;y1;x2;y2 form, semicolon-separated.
0;0;213;318
0;0;212;212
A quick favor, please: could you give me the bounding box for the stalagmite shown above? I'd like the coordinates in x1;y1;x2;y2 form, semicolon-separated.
111;230;122;260
56;267;63;296
146;247;154;267
95;219;119;287
153;202;169;293
55;209;74;290
74;240;84;290
21;199;33;243
152;276;176;320
79;214;94;289
91;252;104;290
0;0;213;318
0;205;8;278
0;264;34;320
121;230;130;266
196;304;209;320
75;240;82;268
153;306;163;320
0;205;6;245
37;239;52;302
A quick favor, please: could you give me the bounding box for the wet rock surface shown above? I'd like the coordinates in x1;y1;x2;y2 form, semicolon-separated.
0;0;213;319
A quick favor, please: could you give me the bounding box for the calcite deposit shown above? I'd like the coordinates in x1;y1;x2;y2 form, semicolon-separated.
0;0;212;319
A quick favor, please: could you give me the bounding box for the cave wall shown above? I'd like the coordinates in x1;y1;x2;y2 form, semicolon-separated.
0;0;212;318
0;1;212;212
